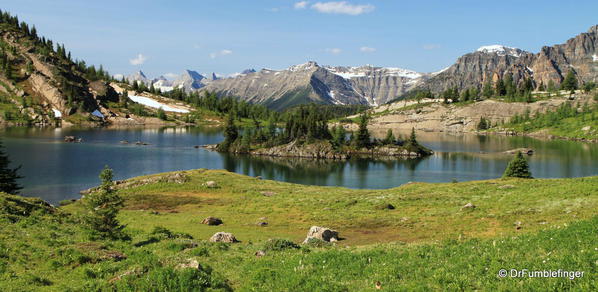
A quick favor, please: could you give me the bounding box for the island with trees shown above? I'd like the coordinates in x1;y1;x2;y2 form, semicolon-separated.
212;104;433;160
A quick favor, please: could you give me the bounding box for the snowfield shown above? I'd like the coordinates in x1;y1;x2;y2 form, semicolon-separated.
326;66;422;79
476;45;522;57
128;94;190;113
52;108;62;118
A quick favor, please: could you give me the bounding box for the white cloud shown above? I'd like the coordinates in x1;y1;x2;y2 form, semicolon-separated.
193;43;203;49
129;54;147;65
267;7;280;12
294;1;309;9
360;46;376;52
311;1;374;15
210;49;233;59
423;44;441;50
164;73;179;79
326;48;342;54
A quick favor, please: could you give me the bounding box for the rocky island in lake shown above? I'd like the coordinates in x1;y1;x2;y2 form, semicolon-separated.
209;105;432;159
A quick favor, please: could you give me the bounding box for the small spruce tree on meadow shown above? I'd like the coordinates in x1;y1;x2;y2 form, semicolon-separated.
84;166;125;239
502;152;533;179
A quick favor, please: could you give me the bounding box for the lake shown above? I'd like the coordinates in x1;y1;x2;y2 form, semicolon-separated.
2;126;597;204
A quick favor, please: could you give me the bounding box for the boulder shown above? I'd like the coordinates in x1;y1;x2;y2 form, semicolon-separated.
261;191;276;197
176;258;202;270
256;221;268;227
303;226;339;243
209;232;238;243
375;203;395;210
255;250;266;257
205;181;218;188
201;217;223;226
461;202;476;210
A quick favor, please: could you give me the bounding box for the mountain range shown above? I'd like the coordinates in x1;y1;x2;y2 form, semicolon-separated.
131;24;597;110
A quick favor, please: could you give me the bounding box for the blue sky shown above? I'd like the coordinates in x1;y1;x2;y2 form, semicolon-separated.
1;0;597;79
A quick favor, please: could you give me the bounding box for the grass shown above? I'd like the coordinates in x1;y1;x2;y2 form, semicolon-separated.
497;113;598;141
1;169;597;290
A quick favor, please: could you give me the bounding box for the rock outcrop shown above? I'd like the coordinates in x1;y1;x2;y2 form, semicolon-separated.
250;140;348;160
357;97;588;133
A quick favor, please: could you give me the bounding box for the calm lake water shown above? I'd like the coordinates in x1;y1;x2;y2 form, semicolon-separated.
1;126;597;204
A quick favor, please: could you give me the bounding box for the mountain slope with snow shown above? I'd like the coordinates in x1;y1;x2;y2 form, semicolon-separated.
197;62;428;109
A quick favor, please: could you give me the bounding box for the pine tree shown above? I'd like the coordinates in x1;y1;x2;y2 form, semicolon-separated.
383;129;396;145
495;79;506;96
482;81;494;99
408;127;418;146
477;117;489;130
220;112;238;151
502;152;533;178
561;70;578;91
84;166;124;239
355;113;371;149
0;140;22;194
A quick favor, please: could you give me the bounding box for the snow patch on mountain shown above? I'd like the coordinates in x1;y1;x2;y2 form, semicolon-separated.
128;94;190;113
288;61;318;72
476;45;523;57
325;66;422;80
593;54;598;62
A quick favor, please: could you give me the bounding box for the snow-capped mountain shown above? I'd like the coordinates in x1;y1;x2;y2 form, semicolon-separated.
197;62;428;109
126;71;150;85
476;45;525;57
171;70;206;92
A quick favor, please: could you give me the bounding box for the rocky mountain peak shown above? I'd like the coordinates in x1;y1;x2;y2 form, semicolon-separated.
241;69;256;75
288;61;319;72
476;45;525;57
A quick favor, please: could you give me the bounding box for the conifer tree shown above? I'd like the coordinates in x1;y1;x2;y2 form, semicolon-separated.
408;127;418;146
561;70;578;91
482;81;494;99
219;112;238;151
502;152;533;178
84;166;124;239
355;113;371;149
383;129;396;145
0;140;22;194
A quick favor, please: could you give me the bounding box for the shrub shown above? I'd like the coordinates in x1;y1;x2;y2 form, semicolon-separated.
262;238;300;251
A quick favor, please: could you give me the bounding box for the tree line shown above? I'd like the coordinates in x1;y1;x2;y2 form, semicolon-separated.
219;104;424;154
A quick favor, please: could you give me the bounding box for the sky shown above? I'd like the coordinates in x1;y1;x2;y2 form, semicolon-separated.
1;0;597;79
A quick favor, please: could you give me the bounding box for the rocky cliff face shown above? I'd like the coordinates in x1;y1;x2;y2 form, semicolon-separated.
530;25;598;86
420;25;598;93
198;62;426;110
422;45;535;92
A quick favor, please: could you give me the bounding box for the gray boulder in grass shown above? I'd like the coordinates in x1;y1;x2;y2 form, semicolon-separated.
209;232;238;243
303;226;339;243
